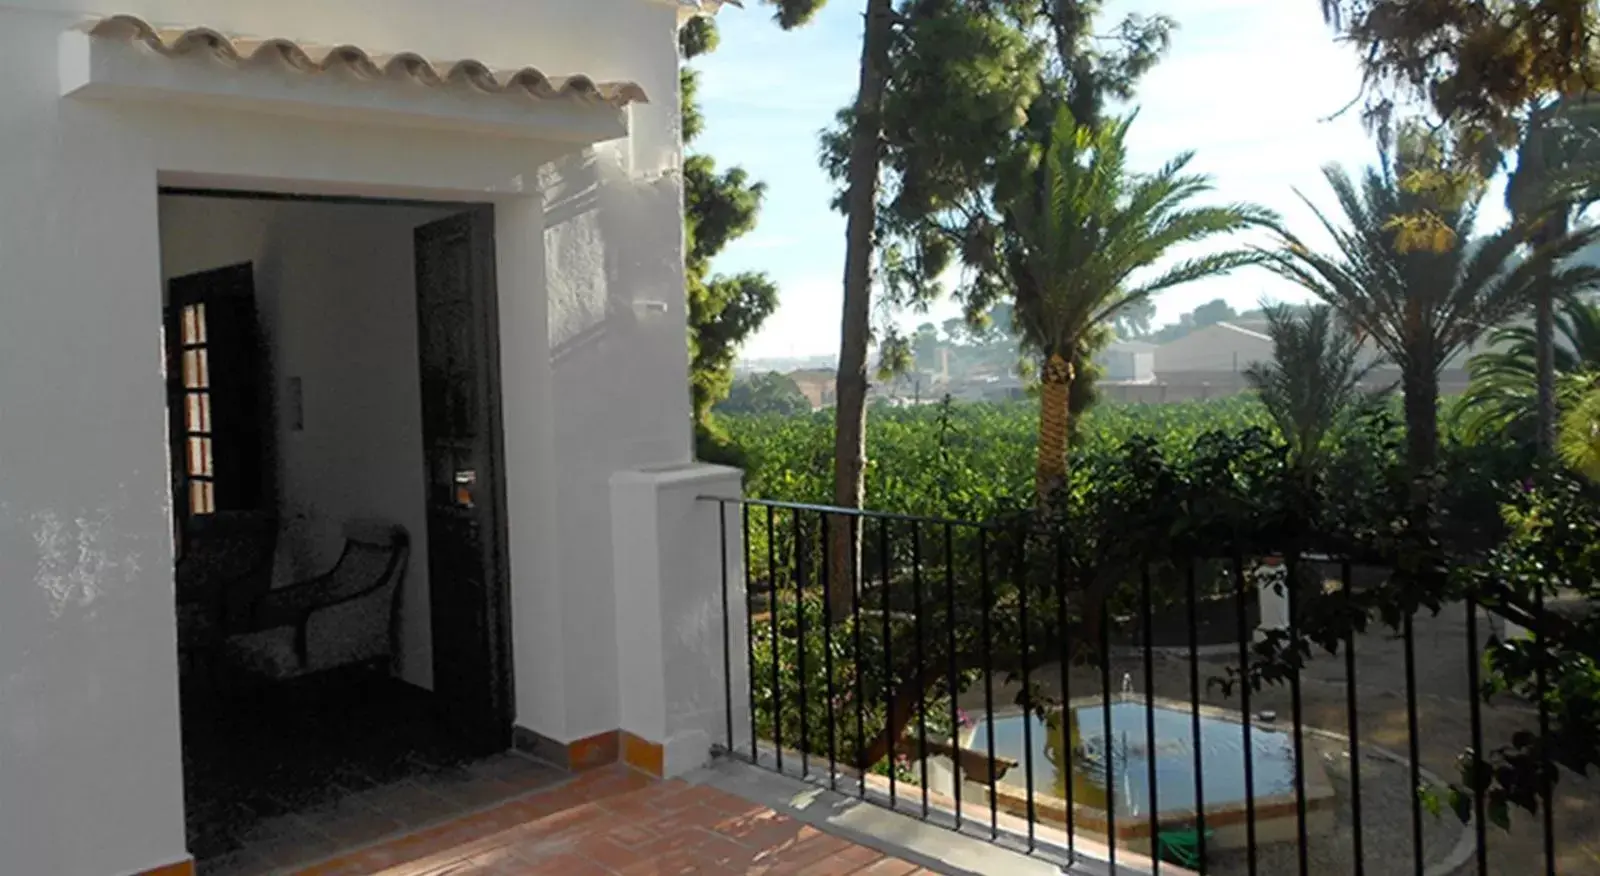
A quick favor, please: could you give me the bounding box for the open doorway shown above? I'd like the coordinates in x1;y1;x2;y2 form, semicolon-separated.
161;191;534;873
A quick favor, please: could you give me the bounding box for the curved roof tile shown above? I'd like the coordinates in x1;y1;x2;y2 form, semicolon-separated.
83;15;650;107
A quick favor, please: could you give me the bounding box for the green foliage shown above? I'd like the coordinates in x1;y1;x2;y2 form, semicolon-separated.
749;591;962;777
681;18;782;437
1558;375;1600;480
1244;303;1387;474
1190;298;1237;328
723;398;1276;516
991;110;1275;364
1319;0;1599;145
1262;150;1600;484
1444;469;1600;828
1454;297;1600;444
717;372;813;418
727;396;1594;823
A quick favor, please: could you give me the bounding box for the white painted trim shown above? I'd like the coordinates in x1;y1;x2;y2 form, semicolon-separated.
59;30;628;144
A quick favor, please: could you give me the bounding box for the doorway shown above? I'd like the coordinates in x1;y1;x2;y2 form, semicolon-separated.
160;190;523;874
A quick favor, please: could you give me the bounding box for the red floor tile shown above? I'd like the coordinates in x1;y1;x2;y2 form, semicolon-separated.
293;765;929;876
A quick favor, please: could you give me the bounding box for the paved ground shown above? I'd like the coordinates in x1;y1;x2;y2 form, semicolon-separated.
294;764;939;875
952;602;1600;875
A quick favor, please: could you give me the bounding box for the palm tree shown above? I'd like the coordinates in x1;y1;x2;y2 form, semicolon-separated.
1243;303;1386;478
1261;155;1600;513
998;110;1274;502
1557;373;1600;481
1503;95;1600;456
1454;297;1600;444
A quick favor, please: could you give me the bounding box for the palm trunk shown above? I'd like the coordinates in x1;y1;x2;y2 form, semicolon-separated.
1535;287;1557;456
1402;364;1440;530
1035;352;1074;504
1533;217;1566;458
828;0;894;622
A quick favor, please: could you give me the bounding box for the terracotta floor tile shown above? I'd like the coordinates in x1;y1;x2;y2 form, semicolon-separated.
522;853;613;875
293;764;928;876
851;860;922;876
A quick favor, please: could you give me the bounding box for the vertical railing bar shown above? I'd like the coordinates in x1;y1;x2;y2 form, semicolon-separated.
720;503;733;754
794;509;810;778
1404;609;1423;876
1342;561;1365;875
1286;552;1309;876
980;529;998;840
912;523;930;818
1465;590;1487;876
1056;531;1076;858
1141;564;1159;875
1535;575;1555;875
820;514;838;791
1186;560;1208;872
1233;550;1258;876
768;505;782;773
944;522;963;830
881;518;897;808
745;505;758;764
851;516;867;800
1018;524;1037;853
1099;578;1116;873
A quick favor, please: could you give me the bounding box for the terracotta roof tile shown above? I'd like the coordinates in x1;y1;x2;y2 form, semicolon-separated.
83;15;650;107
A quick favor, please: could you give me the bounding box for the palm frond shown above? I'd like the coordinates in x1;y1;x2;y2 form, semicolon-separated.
1244;303;1385;471
1001;108;1277;359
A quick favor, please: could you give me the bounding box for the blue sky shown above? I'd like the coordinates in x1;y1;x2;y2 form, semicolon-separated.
692;0;1510;360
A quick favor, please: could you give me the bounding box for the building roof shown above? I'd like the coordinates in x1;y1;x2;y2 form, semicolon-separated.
82;15;651;107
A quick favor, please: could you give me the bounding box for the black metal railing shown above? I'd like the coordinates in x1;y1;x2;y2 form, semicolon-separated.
705;496;1569;876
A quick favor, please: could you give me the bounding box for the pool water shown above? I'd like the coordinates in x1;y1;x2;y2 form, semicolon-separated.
968;701;1298;818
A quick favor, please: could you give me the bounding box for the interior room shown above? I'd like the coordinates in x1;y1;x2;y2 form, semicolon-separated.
160;192;546;875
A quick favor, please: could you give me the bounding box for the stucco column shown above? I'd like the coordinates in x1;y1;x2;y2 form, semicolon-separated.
1255;560;1290;642
610;463;749;778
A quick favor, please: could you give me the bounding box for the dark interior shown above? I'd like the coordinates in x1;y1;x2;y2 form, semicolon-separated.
163;192;520;876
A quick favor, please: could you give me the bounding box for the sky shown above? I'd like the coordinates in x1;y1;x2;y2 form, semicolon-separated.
691;0;1510;361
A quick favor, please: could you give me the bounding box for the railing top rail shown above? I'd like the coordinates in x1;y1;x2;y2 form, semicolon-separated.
696;494;1005;531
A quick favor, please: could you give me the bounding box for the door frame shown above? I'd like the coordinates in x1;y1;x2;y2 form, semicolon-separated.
158;187;517;744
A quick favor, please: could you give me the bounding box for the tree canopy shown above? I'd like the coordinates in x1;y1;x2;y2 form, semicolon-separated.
1320;0;1599;144
682;17;782;461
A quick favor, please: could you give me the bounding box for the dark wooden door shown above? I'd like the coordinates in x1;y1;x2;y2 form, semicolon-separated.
414;209;513;754
164;263;270;556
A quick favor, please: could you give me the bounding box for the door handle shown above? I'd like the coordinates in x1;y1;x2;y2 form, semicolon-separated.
454;470;477;508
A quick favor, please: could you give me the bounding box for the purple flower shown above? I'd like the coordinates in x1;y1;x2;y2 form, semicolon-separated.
1522;478;1536;494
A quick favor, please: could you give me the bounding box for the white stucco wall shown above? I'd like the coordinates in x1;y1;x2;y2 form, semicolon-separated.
0;3;691;874
159;195;454;689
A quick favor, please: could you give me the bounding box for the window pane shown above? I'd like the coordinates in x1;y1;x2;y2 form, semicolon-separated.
189;480;214;515
186;437;213;477
183;349;210;389
184;392;213;433
187;391;209;431
182;305;199;345
194;303;207;344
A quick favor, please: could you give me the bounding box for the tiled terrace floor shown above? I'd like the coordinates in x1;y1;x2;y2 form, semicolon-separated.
294;764;937;875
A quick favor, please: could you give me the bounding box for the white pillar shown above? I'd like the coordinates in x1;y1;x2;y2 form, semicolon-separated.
1255;561;1290;642
610;463;749;778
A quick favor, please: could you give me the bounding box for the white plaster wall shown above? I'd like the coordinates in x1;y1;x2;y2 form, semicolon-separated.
0;2;690;873
611;464;748;778
158;196;452;689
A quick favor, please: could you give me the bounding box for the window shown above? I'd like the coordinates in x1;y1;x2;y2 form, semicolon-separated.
179;302;216;515
165;262;267;536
